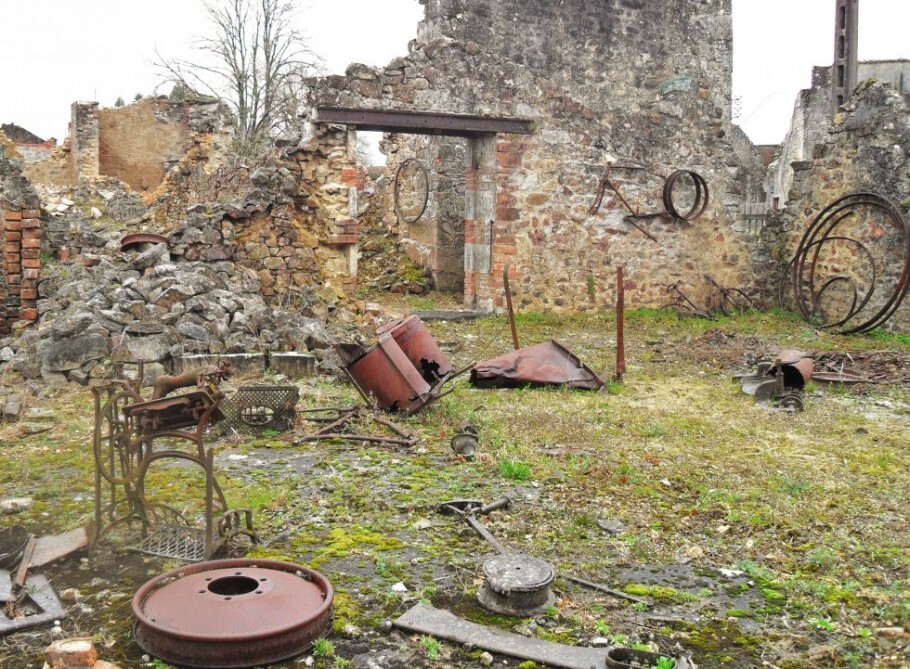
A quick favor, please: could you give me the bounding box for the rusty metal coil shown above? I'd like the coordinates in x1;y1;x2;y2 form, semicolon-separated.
393;158;430;224
790;192;910;334
662;170;709;221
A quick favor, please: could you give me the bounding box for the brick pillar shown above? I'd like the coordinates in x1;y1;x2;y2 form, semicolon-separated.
19;211;41;321
1;210;41;333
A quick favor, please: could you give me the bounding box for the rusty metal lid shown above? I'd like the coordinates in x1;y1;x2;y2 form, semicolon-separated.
482;553;555;594
132;559;333;668
121;233;170;252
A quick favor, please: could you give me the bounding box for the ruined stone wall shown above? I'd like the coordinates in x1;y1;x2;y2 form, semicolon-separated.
312;0;764;312
70;102;100;184
774;82;910;331
98;98;188;191
167;125;359;307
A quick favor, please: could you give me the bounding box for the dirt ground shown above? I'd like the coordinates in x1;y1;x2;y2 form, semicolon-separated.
0;302;908;669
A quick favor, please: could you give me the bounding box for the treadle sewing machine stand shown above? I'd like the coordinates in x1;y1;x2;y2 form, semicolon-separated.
91;362;256;561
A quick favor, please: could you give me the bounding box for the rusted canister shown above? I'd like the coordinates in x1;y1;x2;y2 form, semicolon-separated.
377;316;455;383
347;335;432;413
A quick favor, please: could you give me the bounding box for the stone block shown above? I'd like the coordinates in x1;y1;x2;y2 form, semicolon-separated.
21;238;41;249
3;211;22;221
4;220;22;232
22;218;41;229
22;248;40;259
22;210;40;219
37;333;109;371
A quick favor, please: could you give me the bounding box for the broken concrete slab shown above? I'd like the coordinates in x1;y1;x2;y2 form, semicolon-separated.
393;603;608;669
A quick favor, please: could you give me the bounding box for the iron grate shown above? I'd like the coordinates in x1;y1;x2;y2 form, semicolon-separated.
219;385;299;434
130;524;207;562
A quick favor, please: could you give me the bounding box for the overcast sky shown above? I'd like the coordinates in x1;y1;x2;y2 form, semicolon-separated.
0;0;908;148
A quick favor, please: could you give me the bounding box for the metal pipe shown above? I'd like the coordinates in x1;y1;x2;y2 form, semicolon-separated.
615;266;625;382
503;262;520;350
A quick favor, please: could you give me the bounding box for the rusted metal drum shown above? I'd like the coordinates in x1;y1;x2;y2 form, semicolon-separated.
377;316;455;383
132;559;333;668
346;336;432;413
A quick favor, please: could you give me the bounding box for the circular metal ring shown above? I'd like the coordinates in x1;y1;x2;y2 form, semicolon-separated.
133;559;334;668
663;169;709;221
393;158;430;224
790;192;910;334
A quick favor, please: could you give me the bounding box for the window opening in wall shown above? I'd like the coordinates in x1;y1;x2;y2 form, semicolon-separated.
839;5;846;29
838;65;845;87
838;35;845;59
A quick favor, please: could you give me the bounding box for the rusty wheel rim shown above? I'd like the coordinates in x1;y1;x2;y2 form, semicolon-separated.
132;559;333;668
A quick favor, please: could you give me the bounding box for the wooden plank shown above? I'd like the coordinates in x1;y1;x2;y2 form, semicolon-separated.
393;603;607;669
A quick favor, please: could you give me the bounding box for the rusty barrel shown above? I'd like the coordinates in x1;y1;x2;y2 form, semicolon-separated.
346;335;432;413
377;316;454;383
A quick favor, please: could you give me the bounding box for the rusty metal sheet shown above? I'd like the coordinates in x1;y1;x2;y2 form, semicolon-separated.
0;574;66;635
470;340;604;390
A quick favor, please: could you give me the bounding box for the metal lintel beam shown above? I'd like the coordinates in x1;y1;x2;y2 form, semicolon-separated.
311;107;534;137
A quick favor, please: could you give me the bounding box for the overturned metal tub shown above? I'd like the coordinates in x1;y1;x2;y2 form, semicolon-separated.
377;315;455;384
344;336;434;414
470;340;604;390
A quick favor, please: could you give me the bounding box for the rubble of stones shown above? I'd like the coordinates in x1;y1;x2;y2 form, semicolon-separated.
0;171;360;395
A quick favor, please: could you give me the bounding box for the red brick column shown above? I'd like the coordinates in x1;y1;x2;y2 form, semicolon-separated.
1;210;41;333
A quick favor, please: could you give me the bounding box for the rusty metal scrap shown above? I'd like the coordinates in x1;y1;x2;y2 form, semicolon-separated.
342;316;461;415
740;349;814;411
293;406;419;448
92;364;256;562
789;192;910;334
588;162;710;242
471;340;604;390
132;559;333;668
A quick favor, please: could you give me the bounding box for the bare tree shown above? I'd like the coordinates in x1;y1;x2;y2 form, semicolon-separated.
157;0;320;154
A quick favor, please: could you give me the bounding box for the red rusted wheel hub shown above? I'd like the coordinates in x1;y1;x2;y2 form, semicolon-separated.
132;559;333;668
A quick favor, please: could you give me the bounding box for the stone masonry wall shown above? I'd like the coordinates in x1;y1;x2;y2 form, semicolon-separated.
311;0;764;313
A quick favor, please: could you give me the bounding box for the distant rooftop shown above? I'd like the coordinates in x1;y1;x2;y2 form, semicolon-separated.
1;123;44;145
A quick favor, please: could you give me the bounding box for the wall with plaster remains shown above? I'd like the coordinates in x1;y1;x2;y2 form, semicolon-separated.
311;0;765;313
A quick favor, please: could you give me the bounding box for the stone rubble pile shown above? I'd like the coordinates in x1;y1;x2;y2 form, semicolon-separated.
0;242;344;386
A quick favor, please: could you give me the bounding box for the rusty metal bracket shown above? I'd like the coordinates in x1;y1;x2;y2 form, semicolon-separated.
588;163;709;242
